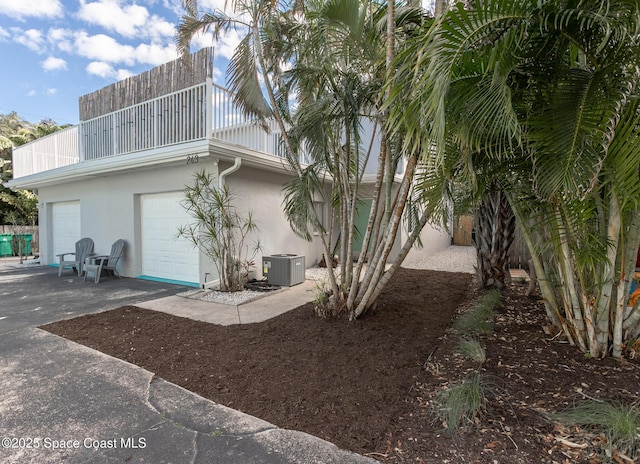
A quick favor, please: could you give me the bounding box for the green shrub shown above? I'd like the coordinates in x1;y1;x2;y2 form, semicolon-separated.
433;372;487;433
456;338;486;363
552;400;640;461
178;170;261;292
478;289;501;309
453;289;500;335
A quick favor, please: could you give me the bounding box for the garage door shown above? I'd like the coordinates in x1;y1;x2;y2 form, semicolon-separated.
141;192;199;285
51;201;81;260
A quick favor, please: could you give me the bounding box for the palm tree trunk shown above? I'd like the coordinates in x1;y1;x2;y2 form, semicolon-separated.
366;208;432;305
507;196;563;326
584;194;620;357
347;143;387;309
554;208;588;353
249;19;341;300
475;189;514;289
351;154;418;318
434;0;448;16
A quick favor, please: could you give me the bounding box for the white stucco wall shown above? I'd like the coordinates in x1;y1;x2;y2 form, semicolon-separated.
36;155;327;284
35;150;449;285
37;155;216;279
402;219;452;263
222;162;326;272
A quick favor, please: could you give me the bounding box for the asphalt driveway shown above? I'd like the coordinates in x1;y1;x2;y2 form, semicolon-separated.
0;264;188;335
0;262;375;464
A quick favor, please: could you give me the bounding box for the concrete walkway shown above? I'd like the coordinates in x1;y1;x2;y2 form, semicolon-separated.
0;260;376;464
136;280;319;325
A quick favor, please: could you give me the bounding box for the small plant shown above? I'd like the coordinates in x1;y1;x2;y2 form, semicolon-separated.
432;372;488;434
552;400;640;461
312;279;330;316
312;279;346;318
478;289;502;309
456;338;486;363
454;307;494;335
454;289;500;335
178;170;261;292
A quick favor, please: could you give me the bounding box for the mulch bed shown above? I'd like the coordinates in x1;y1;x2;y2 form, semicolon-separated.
41;267;640;463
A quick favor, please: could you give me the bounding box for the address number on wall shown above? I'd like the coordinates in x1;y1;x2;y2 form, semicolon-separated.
186;154;199;165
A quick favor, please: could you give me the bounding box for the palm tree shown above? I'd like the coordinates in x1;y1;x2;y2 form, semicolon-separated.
390;0;640;357
177;0;433;319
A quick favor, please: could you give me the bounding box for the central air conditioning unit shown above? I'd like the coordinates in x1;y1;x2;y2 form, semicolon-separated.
262;254;305;286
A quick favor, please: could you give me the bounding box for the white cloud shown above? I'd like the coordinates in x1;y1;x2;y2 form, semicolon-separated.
86;61;134;80
77;0;175;42
55;29;178;71
42;56;67;71
189;30;216;52
46;88;58;96
26;90;36;97
73;32;136;65
214;28;243;60
162;0;185;16
77;0;149;38
12;28;45;52
0;0;63;20
0;27;9;41
197;0;229;12
146;15;176;41
48;28;74;53
133;43;177;66
212;66;223;82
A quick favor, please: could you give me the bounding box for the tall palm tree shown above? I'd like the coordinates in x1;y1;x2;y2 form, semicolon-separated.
390;0;640;357
177;0;432;319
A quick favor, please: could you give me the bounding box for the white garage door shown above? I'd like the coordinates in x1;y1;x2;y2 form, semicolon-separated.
141;192;199;285
51;201;81;260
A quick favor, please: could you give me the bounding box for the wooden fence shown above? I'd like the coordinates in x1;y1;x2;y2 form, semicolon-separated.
0;225;39;255
508;226;531;270
79;47;214;121
453;215;531;270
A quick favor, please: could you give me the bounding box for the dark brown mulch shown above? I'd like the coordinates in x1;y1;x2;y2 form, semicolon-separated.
41;268;640;463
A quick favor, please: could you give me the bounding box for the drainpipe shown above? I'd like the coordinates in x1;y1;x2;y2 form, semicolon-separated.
204;157;242;290
218;157;242;189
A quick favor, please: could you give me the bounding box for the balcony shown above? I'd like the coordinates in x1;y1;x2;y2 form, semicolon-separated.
11;83;290;180
11;126;79;178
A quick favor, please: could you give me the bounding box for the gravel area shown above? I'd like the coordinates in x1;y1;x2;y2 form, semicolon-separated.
177;288;267;305
180;246;476;306
402;245;476;273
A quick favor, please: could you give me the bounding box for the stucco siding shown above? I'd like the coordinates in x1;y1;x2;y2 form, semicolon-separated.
36;157;326;284
223;163;326;272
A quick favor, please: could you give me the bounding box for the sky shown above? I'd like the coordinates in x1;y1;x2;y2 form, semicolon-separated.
0;0;238;126
0;0;437;127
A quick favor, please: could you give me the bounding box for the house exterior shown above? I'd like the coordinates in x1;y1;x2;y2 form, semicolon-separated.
7;48;451;287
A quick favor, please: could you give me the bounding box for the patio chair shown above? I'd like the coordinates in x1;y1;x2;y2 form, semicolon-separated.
83;239;125;284
57;238;94;277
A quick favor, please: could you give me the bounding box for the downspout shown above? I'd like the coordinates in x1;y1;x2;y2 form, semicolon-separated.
202;157;243;290
218;157;242;189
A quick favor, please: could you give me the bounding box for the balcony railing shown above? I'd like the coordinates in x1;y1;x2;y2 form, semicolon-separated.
11;82;302;179
11;126;79;178
80;82;209;160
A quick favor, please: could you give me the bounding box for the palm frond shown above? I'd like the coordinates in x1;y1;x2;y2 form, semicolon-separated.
227;33;272;122
282;164;327;240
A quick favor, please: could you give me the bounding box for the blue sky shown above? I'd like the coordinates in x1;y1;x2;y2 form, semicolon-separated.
0;0;436;127
0;0;237;125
